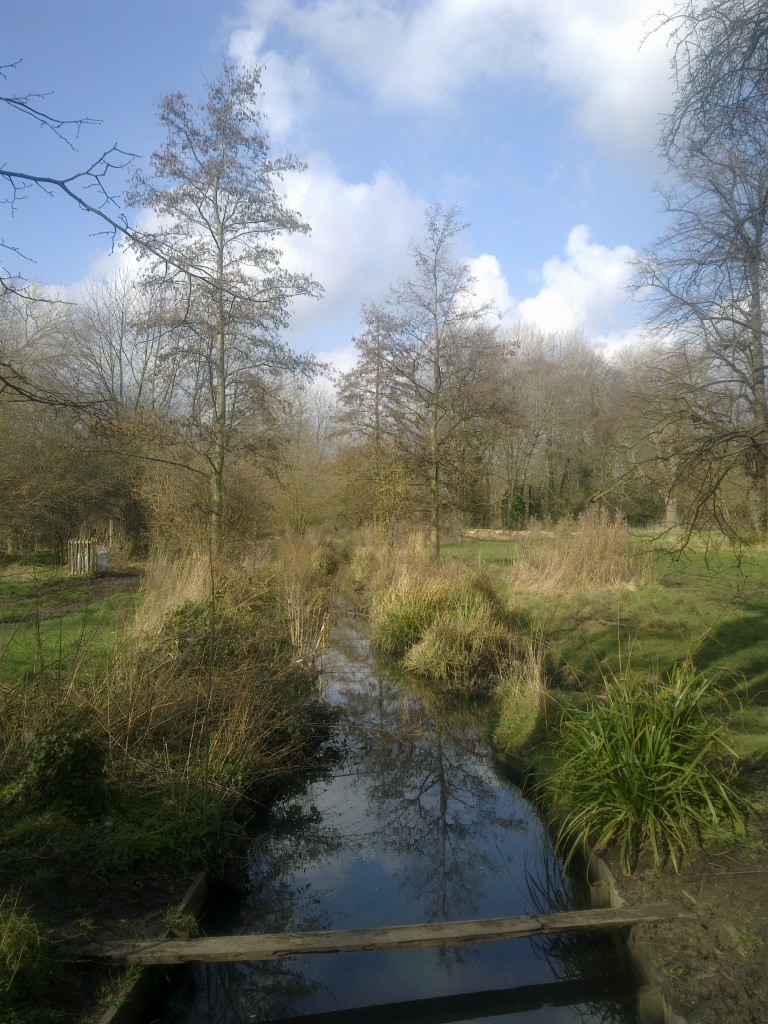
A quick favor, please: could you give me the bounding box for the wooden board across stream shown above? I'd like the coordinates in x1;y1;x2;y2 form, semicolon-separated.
69;903;693;965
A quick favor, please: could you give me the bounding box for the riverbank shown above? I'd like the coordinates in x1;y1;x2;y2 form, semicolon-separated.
0;543;337;1024
601;756;768;1024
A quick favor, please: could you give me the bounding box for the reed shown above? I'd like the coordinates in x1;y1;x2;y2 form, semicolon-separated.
509;506;652;593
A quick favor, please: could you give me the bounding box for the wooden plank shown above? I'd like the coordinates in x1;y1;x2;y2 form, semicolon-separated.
68;903;693;965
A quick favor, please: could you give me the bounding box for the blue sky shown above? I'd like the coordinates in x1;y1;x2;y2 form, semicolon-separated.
3;0;680;369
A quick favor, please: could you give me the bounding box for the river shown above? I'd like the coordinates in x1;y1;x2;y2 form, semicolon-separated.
160;613;637;1024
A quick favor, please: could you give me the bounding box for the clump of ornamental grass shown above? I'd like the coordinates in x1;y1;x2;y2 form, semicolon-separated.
369;561;524;695
545;660;750;873
509;505;652;593
402;597;508;694
368;566;455;655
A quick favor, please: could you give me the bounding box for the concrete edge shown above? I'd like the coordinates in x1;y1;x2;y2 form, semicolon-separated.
588;858;687;1024
96;871;208;1024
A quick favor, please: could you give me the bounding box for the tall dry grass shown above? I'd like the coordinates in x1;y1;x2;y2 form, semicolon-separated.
493;632;550;753
0;542;335;812
508;506;653;593
362;546;528;695
97;544;332;801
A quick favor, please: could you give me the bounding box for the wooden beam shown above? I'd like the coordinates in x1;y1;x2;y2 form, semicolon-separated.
68;904;693;966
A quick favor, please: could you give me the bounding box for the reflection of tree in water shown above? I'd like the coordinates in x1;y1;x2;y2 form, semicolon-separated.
521;841;635;1024
169;791;345;1022
338;652;529;927
167;616;635;1022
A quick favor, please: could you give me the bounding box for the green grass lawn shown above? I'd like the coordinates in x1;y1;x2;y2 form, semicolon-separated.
0;562;141;683
446;536;768;761
442;537;519;567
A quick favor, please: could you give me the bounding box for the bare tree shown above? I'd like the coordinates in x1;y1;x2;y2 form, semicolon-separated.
636;145;768;535
0;59;136;294
126;64;322;554
658;0;768;161
340;204;499;558
636;3;768;537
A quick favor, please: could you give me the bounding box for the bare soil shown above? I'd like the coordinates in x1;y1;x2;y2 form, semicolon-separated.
603;759;768;1024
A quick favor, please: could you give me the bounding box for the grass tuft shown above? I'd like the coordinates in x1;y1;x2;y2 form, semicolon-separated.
544;660;751;872
493;633;551;752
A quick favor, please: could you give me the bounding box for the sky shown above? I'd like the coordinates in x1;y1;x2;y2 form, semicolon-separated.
3;0;682;371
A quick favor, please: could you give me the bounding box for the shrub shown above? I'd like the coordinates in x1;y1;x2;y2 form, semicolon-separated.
545;661;750;872
21;727;106;816
509;506;652;593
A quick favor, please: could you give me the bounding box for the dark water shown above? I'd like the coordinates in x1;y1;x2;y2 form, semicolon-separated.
161;615;637;1024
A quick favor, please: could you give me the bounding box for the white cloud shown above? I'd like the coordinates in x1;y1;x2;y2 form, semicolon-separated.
534;2;671;160
235;0;674;160
518;224;636;336
467;253;518;322
278;153;424;348
229;16;317;142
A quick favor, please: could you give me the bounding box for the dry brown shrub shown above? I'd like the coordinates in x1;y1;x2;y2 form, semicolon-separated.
508;506;653;593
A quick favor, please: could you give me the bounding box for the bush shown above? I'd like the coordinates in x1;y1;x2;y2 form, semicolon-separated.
509;506;652;593
21;727;106;816
545;661;750;872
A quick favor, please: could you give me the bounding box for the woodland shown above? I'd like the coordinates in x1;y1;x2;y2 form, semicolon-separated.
1;4;768;556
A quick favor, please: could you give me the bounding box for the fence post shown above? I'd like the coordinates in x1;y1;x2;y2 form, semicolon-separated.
68;538;99;575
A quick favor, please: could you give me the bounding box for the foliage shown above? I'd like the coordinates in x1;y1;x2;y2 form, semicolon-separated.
20;727;106;816
0;893;46;1003
544;661;750;872
508;506;653;593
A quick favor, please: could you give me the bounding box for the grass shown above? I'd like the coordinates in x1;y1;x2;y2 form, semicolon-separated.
543;661;750;873
363;551;527;696
444;524;768;762
0;563;140;684
0;543;338;1023
440;522;768;870
441;538;519;567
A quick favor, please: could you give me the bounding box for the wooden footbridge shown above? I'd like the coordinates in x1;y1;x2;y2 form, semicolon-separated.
69;903;693;965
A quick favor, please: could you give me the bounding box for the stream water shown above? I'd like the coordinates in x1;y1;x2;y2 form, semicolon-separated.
160;614;638;1024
